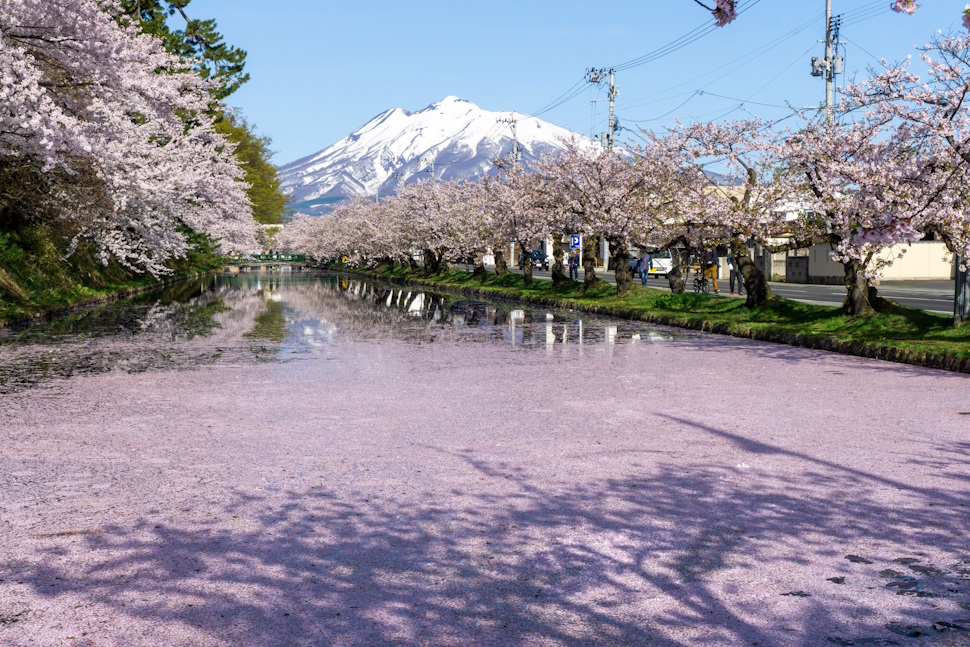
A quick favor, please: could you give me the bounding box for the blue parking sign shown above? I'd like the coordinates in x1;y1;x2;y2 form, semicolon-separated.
569;235;581;249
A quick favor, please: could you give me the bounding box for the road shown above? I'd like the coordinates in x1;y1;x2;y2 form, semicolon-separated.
505;267;957;314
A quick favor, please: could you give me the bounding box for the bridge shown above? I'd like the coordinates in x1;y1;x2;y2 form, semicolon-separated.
225;253;315;273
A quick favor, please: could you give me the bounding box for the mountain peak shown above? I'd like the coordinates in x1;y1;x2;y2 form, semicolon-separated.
279;99;590;214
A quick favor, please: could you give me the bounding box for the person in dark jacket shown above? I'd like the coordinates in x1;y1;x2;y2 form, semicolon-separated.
728;254;744;296
639;251;653;286
703;248;719;293
568;253;580;280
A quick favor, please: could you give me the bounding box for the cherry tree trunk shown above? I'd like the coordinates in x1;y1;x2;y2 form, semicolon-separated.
956;257;969;325
582;236;598;288
611;242;632;297
551;234;566;286
494;250;508;276
423;249;436;273
842;259;875;316
735;246;772;307
666;261;686;294
473;254;487;279
522;258;533;285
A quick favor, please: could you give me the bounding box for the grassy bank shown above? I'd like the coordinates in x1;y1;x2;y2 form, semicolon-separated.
356;265;970;373
0;222;225;327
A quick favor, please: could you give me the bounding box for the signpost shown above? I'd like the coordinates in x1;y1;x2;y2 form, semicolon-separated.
569;235;581;250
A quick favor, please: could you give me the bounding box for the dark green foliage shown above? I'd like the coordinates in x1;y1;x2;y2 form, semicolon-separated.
215;114;288;225
119;0;249;100
0;221;224;323
167;226;228;273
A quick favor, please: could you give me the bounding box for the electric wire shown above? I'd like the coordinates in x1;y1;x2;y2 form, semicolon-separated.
842;6;891;28
610;0;764;72
529;77;587;117
841;36;881;64
616;10;822;113
616;41;813;124
524;0;885;139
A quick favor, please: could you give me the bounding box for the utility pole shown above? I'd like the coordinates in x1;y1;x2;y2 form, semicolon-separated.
824;0;834;110
496;114;520;163
420;154;436;182
811;0;842;113
587;68;618;150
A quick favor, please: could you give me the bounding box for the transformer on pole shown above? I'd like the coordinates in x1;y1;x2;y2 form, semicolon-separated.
587;67;617;150
496;115;520;163
811;0;842;112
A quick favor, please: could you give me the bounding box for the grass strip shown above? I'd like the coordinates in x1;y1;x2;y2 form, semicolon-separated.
353;265;970;374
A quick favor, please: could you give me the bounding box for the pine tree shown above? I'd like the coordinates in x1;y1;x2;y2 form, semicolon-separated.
120;0;288;225
119;0;248;100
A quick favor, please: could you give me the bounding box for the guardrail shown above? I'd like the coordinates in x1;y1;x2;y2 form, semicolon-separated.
247;254;312;263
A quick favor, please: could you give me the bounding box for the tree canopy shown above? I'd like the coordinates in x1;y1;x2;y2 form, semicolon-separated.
119;0;249;100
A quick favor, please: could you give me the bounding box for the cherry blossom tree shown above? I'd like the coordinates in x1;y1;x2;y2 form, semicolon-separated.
785;32;970;317
851;33;970;262
778;103;941;316
534;142;652;295
0;0;255;275
404;180;447;273
488;162;554;286
663;119;798;305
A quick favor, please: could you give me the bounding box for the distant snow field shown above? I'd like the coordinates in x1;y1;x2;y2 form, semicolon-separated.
278;97;590;214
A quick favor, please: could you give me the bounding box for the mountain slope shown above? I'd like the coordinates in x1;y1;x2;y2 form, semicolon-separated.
279;97;588;213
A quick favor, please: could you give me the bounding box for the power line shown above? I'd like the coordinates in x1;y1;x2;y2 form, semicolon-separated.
522;0;882;136
616;9;822;113
841;35;880;63
842;5;890;27
530;77;587;117
615;41;814;124
610;0;764;72
697;91;790;109
618;91;700;123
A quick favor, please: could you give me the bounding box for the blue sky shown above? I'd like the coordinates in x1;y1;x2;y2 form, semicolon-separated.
190;1;962;164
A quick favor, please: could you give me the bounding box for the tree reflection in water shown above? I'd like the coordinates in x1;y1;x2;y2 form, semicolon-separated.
0;271;677;392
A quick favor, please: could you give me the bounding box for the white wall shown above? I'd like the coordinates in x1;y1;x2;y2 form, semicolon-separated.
807;241;953;282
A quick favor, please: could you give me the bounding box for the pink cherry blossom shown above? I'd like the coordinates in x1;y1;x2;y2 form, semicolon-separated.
0;0;256;274
891;0;919;16
712;0;737;27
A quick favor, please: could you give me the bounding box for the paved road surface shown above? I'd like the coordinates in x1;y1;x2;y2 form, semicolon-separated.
506;267;957;314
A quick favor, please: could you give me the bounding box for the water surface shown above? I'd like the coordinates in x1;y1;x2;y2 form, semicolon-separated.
0;271;678;393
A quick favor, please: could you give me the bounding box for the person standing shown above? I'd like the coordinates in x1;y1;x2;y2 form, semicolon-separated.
639;250;653;286
703;248;719;293
728;254;744;296
568;253;579;280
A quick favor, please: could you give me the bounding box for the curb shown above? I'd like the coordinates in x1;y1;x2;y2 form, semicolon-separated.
342;268;970;375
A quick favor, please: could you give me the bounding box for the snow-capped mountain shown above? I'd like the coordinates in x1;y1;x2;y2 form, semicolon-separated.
279;96;588;214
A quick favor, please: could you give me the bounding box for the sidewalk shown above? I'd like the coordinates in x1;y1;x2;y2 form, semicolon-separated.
494;265;954;314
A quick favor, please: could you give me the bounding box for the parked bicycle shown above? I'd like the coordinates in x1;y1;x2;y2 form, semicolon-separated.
692;271;709;293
